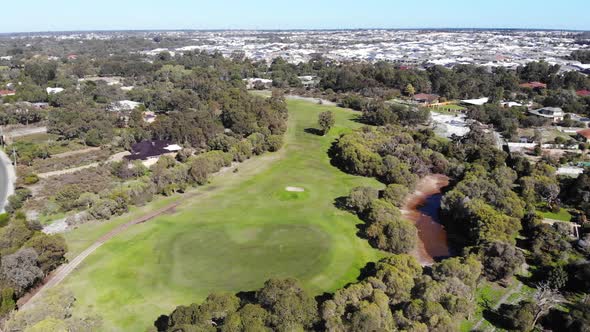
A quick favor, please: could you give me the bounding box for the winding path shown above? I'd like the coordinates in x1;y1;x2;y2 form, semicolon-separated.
18;153;280;309
19;195;197;309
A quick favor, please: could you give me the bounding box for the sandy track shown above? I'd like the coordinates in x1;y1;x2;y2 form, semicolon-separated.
17;157;266;308
18;189;206;309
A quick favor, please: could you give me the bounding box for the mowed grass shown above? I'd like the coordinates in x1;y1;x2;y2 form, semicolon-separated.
537;208;572;222
59;100;385;331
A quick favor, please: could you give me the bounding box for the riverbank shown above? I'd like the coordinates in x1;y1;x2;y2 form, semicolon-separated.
401;174;451;265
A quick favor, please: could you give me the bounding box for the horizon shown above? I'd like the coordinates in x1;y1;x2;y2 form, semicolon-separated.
1;0;589;33
1;27;590;35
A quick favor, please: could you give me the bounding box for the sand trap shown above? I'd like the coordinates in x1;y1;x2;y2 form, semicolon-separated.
285;186;305;192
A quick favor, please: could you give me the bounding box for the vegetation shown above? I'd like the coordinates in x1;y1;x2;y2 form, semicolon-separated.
57;101;384;330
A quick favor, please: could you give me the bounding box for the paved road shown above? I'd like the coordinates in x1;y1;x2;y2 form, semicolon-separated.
0;150;16;213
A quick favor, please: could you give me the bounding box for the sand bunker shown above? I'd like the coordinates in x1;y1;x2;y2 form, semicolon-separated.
285;186;305;192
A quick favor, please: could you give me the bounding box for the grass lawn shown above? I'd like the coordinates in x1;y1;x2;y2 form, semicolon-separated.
430;103;466;115
58;100;386;331
537;207;572;222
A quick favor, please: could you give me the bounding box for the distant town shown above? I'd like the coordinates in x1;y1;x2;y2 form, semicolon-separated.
3;29;589;71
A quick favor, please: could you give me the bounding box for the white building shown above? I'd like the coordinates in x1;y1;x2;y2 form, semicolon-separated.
46;87;64;94
528;107;565;123
461;97;489;106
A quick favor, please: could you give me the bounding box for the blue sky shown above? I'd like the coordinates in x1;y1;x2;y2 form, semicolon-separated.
1;0;588;33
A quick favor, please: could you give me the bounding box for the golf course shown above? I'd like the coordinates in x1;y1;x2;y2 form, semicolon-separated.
58;100;386;331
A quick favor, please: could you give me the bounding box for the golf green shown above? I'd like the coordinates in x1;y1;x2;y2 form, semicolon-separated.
59;100;385;331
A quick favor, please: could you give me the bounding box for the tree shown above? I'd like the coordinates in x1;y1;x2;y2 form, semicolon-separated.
5;288;102;331
318;111;335;135
498;301;535;332
321;282;394;331
405;83;416;96
346;186;379;214
1;248;43;294
531;282;565;330
24;234;67;274
256;278;318;331
382;184;409;207
480;241;525;281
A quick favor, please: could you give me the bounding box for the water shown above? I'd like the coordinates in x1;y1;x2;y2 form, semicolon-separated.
402;174;451;265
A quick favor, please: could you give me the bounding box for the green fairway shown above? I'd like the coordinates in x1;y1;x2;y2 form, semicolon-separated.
59;100;385;331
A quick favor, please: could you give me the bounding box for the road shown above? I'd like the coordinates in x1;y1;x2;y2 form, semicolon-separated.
0;150;16;213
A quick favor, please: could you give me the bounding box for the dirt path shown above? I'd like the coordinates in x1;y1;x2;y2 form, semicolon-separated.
17;154;276;309
37;151;130;179
3;126;47;139
18;185;215;309
50;146;101;159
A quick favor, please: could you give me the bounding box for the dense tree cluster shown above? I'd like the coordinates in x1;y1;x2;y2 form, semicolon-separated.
332;125;448;188
441;165;525;246
0;213;67;316
156;254;482;332
158;278;318;332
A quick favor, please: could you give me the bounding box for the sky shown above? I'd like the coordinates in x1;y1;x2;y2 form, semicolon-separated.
1;0;589;33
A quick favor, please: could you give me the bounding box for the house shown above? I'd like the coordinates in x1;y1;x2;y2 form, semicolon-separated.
243;78;273;90
577;90;590;97
501;101;523;108
460;97;489;106
413;93;440;105
46;87;64;94
519;81;547;89
109;100;142;112
0;90;15;97
577;128;590;143
298;76;319;88
125;140;182;161
143;111;157;123
528;107;565;123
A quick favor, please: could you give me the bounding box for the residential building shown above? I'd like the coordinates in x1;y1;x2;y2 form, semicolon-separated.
126;140;182;161
0;90;15;97
460;97;489;106
528;107;565;123
413;93;440;105
519;81;547;89
243;78;273;90
577;128;590;143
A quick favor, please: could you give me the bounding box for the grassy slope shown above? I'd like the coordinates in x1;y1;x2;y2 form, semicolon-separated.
59;100;385;331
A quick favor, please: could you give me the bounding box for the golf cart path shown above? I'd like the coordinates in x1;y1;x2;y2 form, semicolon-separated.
18;153;282;309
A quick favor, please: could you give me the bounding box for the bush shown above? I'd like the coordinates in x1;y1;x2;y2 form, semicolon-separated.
5;189;32;214
23;174;39;185
382;184;409;207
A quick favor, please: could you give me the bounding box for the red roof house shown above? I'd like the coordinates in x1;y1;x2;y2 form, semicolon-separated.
576;90;590;97
519;82;547;89
577;129;590;142
413;93;440;104
0;90;15;97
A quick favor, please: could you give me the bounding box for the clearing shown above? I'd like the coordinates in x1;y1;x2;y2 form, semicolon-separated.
55;100;385;331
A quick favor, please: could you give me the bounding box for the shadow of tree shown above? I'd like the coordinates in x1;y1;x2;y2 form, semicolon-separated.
235;290;257;304
154;315;169;332
304;127;324;136
333;196;350;211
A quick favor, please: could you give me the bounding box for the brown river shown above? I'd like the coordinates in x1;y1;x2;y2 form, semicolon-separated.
401;174;451;265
